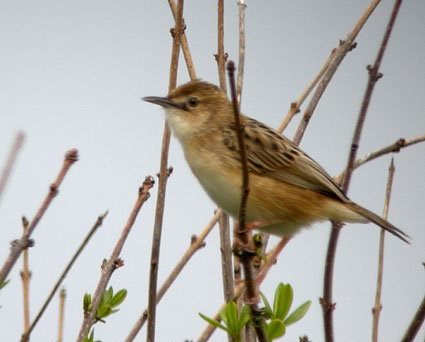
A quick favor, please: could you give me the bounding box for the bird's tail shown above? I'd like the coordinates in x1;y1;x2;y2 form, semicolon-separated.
345;202;410;243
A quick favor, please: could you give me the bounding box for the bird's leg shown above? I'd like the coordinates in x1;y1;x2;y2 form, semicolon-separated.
233;219;291;303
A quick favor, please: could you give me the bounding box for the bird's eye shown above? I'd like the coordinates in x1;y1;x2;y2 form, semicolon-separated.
187;97;199;107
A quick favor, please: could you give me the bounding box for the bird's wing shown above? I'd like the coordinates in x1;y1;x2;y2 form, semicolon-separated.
222;116;349;202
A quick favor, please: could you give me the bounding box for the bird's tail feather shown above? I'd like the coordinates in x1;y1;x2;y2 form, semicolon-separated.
346;202;410;243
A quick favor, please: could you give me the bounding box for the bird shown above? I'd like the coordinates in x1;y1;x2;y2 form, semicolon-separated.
143;80;409;243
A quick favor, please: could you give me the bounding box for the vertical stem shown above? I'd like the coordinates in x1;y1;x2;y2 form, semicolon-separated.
21;218;31;332
321;1;404;340
228;61;268;342
57;288;66;342
372;159;395;341
146;2;184;342
236;0;246;106
216;0;227;91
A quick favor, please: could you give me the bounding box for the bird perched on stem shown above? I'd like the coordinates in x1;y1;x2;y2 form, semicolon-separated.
143;80;409;243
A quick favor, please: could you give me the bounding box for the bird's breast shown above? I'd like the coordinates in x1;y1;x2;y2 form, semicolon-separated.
183;140;242;218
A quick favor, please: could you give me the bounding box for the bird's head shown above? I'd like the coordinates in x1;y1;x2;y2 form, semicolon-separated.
143;80;232;142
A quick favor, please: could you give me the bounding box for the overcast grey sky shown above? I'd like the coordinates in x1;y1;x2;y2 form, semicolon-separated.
1;1;424;341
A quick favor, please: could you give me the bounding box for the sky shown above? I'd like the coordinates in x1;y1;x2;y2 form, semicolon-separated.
1;1;424;341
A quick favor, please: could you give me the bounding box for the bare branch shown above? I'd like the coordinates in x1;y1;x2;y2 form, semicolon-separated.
168;0;197;80
124;210;221;342
277;49;336;133
335;134;425;184
401;287;425;342
293;0;382;145
321;1;404;340
236;0;246;106
57;288;66;342
0;149;78;284
228;60;268;342
20;217;31;333
76;177;154;342
147;3;184;341
0;131;25;204
372;158;395;341
22;211;107;342
216;0;227;91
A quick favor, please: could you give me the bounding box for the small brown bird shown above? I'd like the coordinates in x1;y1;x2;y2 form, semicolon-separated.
144;80;408;242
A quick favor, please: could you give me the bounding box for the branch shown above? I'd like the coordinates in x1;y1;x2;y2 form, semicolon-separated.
76;177;154;342
227;61;268;342
146;2;184;341
236;0;246;106
168;0;197;80
214;2;234;315
277;48;336;133
321;0;404;340
293;0;382;145
334;134;425;184
22;211;108;342
0;149;78;284
401;285;425;342
0;131;25;204
216;0;227;91
20;217;31;333
197;237;288;341
372;158;395;342
57;288;66;342
124;209;221;342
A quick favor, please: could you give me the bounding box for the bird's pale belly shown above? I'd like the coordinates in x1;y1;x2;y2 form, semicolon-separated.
186;151;345;237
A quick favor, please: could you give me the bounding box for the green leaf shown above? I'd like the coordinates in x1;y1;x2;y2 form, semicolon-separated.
223;302;239;336
273;283;293;320
84;329;94;342
109;289;127;307
238;305;251;330
104;287;113;302
284;300;311;326
260;292;272;317
83;293;92;312
96;304;112;318
199;313;227;332
266;319;286;340
0;279;10;290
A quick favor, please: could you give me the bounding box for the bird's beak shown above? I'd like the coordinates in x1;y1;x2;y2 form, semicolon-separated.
143;96;182;110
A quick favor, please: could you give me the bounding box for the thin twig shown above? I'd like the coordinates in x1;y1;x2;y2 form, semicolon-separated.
401;289;425;342
293;0;382;145
228;61;268;342
216;0;227;91
0;149;78;284
334;134;425;184
124;209;221;342
372;158;395;341
321;1;404;340
57;288;66;342
22;211;108;342
214;0;234;314
236;0;246;106
168;0;197;80
20;217;31;332
277;49;336;133
219;214;235;304
215;3;234;316
227;61;249;239
147;3;184;341
0;131;25;204
198;237;287;341
76;177;154;342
